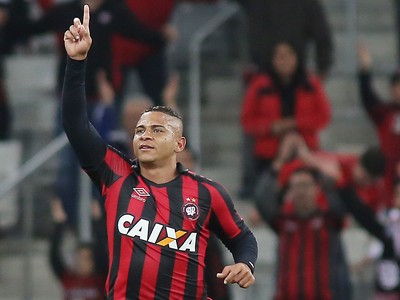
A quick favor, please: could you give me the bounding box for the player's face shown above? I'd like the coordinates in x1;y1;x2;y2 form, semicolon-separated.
133;111;184;165
272;43;298;80
288;172;318;216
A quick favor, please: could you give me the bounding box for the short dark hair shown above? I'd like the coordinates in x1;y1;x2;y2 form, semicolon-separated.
143;106;183;121
360;146;385;178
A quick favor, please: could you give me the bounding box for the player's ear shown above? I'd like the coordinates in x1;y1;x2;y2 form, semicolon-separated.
175;136;186;153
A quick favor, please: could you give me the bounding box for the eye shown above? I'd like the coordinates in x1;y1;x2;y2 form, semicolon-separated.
154;127;164;133
135;128;145;134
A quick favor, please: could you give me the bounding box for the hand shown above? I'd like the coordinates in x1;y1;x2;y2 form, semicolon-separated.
64;5;92;60
358;42;372;71
162;72;180;108
273;132;303;170
302;151;341;181
270;118;296;136
351;257;373;274
162;24;179;42
0;8;8;27
296;136;312;163
216;263;255;288
91;199;103;220
51;198;67;224
96;69;115;105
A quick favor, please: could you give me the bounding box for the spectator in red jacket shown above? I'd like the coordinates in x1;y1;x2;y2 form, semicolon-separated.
239;41;331;198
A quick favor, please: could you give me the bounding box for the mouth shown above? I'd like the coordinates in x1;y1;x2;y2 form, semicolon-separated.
139;144;154;150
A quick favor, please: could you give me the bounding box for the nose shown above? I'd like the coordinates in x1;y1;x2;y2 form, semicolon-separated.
139;129;153;140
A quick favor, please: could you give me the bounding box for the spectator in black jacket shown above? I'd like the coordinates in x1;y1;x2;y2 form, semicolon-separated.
237;0;334;80
358;43;400;208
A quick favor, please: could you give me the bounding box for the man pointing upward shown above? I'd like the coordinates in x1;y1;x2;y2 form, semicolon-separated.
62;5;257;299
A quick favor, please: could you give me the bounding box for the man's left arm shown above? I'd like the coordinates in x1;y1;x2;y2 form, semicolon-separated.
216;228;257;288
208;182;257;288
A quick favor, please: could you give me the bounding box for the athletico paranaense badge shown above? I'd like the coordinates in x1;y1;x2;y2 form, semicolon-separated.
182;197;199;220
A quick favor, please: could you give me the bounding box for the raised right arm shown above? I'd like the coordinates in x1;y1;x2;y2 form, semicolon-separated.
357;44;385;123
62;5;107;170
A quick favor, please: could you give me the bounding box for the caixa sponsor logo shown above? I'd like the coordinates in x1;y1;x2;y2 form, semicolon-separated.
118;214;198;252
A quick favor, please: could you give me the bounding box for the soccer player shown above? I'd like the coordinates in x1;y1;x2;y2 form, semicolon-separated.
61;5;257;299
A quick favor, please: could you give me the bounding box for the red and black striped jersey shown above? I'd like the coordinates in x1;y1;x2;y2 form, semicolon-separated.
255;171;351;300
85;147;252;299
62;58;257;299
273;210;347;300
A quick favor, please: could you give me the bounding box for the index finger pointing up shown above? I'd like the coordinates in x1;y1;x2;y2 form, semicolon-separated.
82;4;90;30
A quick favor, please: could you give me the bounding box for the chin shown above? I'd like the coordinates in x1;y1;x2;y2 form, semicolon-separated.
137;156;156;164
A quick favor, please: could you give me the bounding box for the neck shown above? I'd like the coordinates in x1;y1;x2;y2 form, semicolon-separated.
140;160;178;184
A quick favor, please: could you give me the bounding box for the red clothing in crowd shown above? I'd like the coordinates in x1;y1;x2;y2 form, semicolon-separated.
258;168;349;300
60;273;105;300
38;0;54;11
111;0;174;90
336;154;386;212
240;73;331;160
274;197;346;300
365;103;400;205
278;154;386;213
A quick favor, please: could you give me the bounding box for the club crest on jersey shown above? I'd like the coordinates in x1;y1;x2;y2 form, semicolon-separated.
131;187;150;202
118;214;198;252
182;197;199;220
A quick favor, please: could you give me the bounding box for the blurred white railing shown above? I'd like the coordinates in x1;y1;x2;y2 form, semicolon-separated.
188;1;241;166
0;133;92;299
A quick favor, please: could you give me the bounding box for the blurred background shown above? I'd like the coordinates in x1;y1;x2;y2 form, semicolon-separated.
0;0;397;299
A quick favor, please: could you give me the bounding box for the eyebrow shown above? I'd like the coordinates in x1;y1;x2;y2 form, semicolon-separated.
135;124;167;130
136;124;165;128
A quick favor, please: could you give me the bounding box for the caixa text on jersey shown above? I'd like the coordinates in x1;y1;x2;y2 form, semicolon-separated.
118;214;198;252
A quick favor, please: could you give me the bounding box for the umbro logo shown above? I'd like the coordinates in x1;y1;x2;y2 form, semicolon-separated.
131;188;150;202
